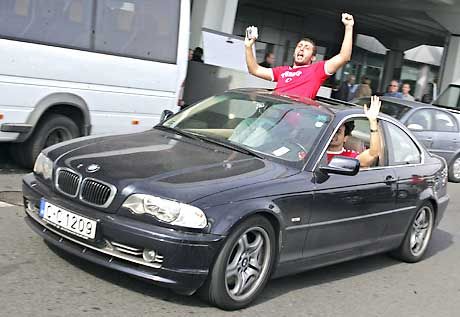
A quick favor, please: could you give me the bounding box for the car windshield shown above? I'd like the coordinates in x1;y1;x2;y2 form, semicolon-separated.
161;92;332;167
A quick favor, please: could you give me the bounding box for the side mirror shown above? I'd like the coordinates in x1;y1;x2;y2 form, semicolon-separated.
319;156;360;176
160;110;174;123
407;123;423;131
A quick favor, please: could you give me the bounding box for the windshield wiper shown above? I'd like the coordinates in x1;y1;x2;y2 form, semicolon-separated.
154;125;202;141
195;135;265;159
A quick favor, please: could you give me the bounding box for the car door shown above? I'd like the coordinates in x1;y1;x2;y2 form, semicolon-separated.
428;109;460;162
379;120;424;246
406;108;437;150
303;117;397;259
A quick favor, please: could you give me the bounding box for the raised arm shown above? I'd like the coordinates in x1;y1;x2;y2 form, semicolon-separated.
245;27;273;81
325;13;354;75
358;96;382;168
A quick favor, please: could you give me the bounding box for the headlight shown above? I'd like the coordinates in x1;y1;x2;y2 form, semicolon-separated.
122;194;207;229
33;153;53;180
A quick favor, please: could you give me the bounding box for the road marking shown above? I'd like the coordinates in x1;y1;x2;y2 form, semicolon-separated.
0;201;14;208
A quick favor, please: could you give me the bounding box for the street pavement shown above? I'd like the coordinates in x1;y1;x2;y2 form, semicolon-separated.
0;163;459;317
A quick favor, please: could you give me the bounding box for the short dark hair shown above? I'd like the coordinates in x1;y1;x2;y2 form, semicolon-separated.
344;121;355;136
298;37;317;56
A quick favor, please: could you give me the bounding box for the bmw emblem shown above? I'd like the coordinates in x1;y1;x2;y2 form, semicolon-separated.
86;164;100;173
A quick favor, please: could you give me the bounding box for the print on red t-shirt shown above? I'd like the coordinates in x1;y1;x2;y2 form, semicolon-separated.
327;148;359;162
271;60;330;99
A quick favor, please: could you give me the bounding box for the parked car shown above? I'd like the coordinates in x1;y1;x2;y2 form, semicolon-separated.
353;96;460;182
432;82;460;110
23;89;449;310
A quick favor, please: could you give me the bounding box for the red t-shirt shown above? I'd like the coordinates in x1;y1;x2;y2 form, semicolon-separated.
327;148;359;162
271;60;330;99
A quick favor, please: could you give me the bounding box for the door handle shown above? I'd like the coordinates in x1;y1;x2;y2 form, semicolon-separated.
423;138;433;146
385;175;397;185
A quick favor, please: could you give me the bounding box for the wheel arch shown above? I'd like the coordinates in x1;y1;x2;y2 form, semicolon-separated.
21;93;91;141
446;149;460;166
209;203;285;271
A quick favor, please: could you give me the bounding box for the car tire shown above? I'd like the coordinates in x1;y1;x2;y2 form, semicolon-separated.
448;156;460;182
391;202;435;263
200;215;276;310
10;114;79;169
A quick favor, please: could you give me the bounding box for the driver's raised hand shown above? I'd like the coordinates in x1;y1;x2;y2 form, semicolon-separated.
364;95;381;123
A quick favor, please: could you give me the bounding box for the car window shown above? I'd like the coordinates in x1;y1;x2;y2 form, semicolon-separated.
353;98;411;120
322;117;383;169
380;101;411;120
383;122;421;166
433;85;460;109
347;118;370;152
406;109;433;130
433;110;458;132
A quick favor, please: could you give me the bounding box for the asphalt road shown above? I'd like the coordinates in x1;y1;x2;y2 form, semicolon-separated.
0;167;459;317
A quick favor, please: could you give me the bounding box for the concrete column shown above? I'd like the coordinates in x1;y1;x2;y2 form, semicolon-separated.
439;35;460;92
380;49;404;91
189;0;239;49
415;64;430;101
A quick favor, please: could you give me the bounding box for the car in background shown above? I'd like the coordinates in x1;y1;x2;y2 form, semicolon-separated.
432;82;460;110
23;90;449;310
353;96;460;182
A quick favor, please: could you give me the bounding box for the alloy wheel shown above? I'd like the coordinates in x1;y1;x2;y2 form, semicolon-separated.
410;206;433;257
225;226;271;302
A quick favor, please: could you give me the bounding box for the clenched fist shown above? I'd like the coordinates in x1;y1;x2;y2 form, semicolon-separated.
342;13;354;27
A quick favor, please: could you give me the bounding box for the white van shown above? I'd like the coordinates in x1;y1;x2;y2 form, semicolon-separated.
0;0;190;167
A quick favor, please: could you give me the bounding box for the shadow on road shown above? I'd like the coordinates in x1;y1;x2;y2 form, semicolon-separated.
0;144;29;173
42;227;454;309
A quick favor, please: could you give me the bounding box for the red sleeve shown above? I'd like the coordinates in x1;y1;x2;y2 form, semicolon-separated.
313;60;330;82
271;66;284;82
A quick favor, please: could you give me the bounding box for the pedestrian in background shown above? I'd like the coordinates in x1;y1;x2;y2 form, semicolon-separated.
354;76;372;98
384;80;403;98
401;82;415;101
191;47;204;63
336;74;357;101
259;52;275;68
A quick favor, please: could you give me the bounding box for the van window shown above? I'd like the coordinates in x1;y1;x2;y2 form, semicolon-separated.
94;0;180;63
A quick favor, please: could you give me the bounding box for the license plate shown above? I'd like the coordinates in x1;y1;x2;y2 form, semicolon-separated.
39;199;97;240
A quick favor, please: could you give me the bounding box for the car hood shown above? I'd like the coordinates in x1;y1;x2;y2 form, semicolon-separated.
52;129;298;204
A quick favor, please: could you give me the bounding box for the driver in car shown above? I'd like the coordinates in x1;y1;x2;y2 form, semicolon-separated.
327;95;382;168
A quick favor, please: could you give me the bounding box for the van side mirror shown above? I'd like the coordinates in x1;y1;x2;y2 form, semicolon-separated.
319;156;360;176
160;110;174;123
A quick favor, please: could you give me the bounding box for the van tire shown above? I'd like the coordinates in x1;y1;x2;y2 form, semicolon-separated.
11;114;79;169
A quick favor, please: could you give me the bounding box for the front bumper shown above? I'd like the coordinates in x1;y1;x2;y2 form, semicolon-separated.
22;173;225;294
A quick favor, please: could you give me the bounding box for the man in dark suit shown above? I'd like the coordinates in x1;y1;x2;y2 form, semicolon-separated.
335;74;356;101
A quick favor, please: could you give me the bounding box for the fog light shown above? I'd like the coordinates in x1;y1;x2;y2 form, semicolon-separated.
143;249;156;262
25;199;38;213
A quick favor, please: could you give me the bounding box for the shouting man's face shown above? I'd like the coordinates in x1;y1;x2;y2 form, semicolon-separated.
293;40;316;66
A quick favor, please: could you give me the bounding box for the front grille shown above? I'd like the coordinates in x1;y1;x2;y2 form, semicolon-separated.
80;178;114;207
111;241;143;256
56;169;81;197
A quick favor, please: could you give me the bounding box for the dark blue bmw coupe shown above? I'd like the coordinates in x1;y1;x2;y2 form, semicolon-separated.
23;89;449;310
